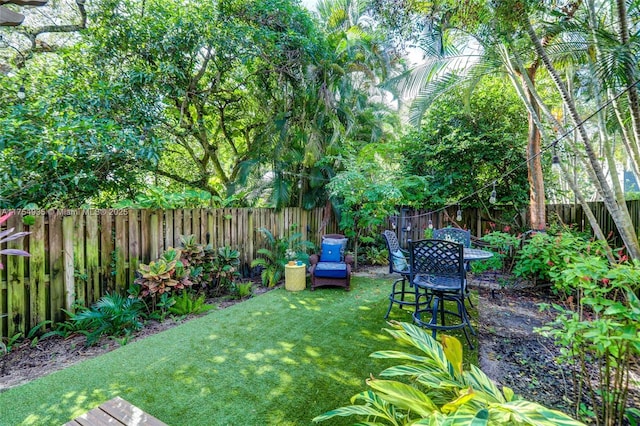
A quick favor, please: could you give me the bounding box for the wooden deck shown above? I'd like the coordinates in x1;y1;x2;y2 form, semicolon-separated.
64;396;167;426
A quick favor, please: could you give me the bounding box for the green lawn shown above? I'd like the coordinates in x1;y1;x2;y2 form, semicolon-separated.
0;276;477;426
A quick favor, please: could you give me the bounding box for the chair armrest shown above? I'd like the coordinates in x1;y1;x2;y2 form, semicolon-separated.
345;254;354;265
309;254;320;265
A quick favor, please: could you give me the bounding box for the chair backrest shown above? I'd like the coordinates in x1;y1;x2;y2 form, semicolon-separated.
321;234;348;262
432;228;471;248
409;239;465;280
382;230;408;274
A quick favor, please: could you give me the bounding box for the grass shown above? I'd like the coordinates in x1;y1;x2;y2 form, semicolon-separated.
0;276;478;426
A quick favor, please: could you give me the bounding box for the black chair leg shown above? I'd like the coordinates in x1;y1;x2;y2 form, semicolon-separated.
460;300;476;336
385;278;410;319
429;297;440;339
456;298;474;349
384;280;398;319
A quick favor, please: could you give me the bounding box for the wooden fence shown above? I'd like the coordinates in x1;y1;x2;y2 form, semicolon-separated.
0;207;336;339
385;201;640;249
2;200;639;339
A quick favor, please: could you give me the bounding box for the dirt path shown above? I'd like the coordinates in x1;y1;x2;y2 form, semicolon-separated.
473;277;573;412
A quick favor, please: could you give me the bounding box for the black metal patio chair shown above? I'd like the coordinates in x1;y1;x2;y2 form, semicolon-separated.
382;230;425;318
409;239;475;348
433;227;474;307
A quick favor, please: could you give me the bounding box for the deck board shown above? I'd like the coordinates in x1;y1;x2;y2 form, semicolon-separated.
64;396;167;426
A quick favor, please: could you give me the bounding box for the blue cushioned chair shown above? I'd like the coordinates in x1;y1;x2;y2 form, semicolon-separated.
309;234;353;291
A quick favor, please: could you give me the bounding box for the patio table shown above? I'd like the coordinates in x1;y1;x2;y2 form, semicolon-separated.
463;248;494;262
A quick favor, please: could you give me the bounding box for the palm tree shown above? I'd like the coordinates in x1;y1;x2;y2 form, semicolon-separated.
518;2;640;259
381;3;558;231
375;1;640;259
264;0;402;210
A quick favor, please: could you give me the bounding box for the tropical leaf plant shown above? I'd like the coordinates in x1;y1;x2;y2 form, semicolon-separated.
250;225;314;287
0;212;30;270
69;293;144;347
135;252;192;298
313;321;584;425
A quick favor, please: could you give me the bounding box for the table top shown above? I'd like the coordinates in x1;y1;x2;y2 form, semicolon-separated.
463;248;494;261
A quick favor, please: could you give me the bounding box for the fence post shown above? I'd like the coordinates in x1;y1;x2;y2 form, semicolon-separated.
7;215;26;337
29;215;46;326
62;215;75;313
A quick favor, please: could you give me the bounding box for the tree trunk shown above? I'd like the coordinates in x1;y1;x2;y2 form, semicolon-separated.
523;15;640;260
615;0;640;171
523;67;546;230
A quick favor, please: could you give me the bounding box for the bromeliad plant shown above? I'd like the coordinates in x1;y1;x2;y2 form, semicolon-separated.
313;321;584;425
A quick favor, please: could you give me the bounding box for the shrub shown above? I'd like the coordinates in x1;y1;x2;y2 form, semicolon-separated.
210;246;241;296
251;225;314;287
168;291;214;316
231;281;253;299
135;251;192;299
178;236;240;296
69;293;144;346
537;258;640;425
475;231;520;274
512;228;607;292
313;321;584;425
363;245;388;266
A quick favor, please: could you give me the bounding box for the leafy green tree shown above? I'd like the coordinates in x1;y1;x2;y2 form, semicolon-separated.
0;64;155;207
279;0;403;210
400;77;529;217
328;148;425;266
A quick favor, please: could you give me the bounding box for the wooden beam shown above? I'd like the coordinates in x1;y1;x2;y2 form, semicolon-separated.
0;7;24;26
0;0;47;6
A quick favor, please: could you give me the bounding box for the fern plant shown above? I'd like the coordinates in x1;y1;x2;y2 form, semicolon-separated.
70;293;145;347
169;291;214;316
313;321;584;425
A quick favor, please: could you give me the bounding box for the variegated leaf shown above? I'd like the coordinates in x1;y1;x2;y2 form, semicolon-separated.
441;387;475;414
397;323;453;374
463;365;506;403
502;386;515;402
311;404;391;423
440;335;463;375
498;400;585;425
0;249;30;257
447;406;490;425
380;364;449;379
367;378;438;416
371;350;432;363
